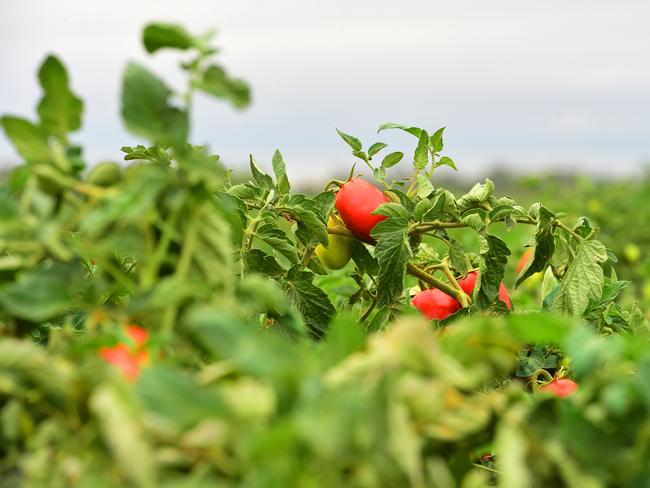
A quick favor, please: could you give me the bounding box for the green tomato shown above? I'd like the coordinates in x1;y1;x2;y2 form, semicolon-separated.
315;216;353;270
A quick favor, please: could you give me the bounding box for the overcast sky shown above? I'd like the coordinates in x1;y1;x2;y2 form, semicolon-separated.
1;0;649;181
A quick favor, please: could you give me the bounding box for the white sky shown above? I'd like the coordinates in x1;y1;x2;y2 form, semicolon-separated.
1;0;650;181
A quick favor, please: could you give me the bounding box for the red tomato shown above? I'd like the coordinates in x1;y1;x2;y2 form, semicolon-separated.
458;271;512;310
412;288;461;320
126;324;148;346
100;344;141;380
100;324;150;380
541;378;577;398
335;179;390;242
517;248;534;274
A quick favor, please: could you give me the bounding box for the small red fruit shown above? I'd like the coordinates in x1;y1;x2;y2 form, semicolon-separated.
541;378;577;398
335;178;390;242
412;288;461;320
100;344;141;380
458;271;512;310
100;324;150;380
126;324;148;346
517;249;534;274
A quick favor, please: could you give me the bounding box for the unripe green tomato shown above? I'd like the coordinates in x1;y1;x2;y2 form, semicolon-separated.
315;216;353;270
86;162;123;187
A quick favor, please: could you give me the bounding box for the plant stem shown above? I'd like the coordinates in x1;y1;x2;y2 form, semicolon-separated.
554;220;584;241
406;262;471;307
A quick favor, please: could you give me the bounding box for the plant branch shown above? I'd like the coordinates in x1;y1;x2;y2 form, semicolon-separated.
407;262;471;307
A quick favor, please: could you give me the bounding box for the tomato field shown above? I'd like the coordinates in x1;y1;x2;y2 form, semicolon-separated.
1;22;650;487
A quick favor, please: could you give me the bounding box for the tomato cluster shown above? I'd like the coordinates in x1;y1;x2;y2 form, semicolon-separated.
412;271;512;321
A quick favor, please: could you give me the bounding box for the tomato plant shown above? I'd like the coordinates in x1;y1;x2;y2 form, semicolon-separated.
0;21;649;487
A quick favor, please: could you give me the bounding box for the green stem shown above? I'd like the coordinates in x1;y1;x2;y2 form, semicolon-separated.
407;262;471;307
554;220;584;241
359;294;377;322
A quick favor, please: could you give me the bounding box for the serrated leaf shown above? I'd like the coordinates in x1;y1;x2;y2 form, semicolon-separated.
415;174;433;199
121;63;188;145
143;22;195;53
377;122;422;138
271;149;290;193
371;217;410;307
553;239;608;316
245;249;284;276
517;206;556;287
336;128;362;151
476;235;510;309
368;142;387;158
36;55;83;141
249;155;274;188
429;127;445;153
413;199;433;222
448;239;470;277
256;224;299;264
381;151;403;168
413;130;429;170
457;179;495;209
351;240;378;275
1;116;50;162
283;203;328;246
373;202;409;219
194;64;251;109
423;190;460;222
285;268;335;334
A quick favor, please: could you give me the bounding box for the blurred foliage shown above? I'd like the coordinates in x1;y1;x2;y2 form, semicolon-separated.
1;20;650;488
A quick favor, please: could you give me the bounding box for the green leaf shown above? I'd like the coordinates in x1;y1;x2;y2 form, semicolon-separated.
36;55;83;140
90;383;156;488
285;268;335;335
368;142;387;158
271;149;290;193
142;22;195;53
336;128;362;152
1;116;50;162
194;64;251;110
413;130;429;170
121;63;188;145
377;122;422;138
448;239;471;277
350;240;378;275
0;264;81;322
371;217;410;307
553;239;608;316
373;202;409;219
256;224;299;264
457;179;495;209
415;174;433;199
283;203;329;247
435;156;457;170
249;155;274;188
476;235;510;309
516;206;555;287
429;127;445;153
322;311;365;367
413;199;433;222
381;151;404;168
245;249;284;276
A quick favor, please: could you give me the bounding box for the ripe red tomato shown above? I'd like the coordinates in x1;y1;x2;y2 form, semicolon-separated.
458;271;512;310
335;178;390;242
412;288;461;320
516;248;534;274
541;378;577;398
